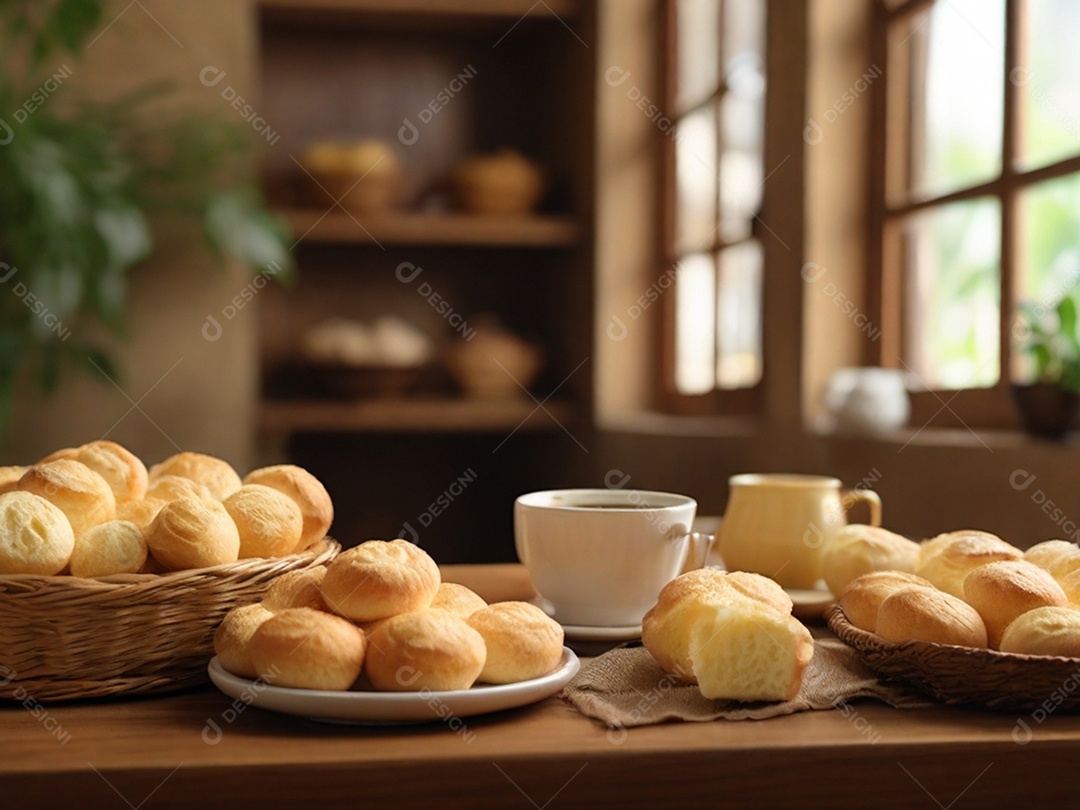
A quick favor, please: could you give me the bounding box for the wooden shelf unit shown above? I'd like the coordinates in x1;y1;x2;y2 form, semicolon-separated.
260;397;575;433
283;208;582;248
258;0;580;22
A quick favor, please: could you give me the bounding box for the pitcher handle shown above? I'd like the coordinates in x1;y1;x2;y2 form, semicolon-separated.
841;488;882;527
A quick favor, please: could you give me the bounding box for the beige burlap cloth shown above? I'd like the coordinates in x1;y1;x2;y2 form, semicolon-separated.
561;639;932;727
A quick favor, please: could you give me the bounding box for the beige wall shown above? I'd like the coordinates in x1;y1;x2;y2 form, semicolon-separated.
4;0;261;470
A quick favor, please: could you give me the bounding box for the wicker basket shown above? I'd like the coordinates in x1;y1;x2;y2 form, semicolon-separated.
0;538;339;702
828;603;1080;712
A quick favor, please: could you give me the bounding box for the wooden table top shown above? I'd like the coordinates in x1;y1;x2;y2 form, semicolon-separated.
4;564;1080;809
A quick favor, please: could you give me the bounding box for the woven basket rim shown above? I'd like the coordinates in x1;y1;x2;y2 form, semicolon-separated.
827;602;1080;666
0;536;340;592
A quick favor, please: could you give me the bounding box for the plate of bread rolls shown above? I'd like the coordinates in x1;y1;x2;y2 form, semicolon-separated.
208;539;580;723
0;442;339;701
825;527;1080;711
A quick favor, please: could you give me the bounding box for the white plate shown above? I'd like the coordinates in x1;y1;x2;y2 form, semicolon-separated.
785;587;836;620
207;648;580;725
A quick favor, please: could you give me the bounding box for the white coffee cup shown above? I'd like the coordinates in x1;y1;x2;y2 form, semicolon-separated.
514;488;711;627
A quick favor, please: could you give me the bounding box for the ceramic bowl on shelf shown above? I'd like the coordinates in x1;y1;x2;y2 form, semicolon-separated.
452;149;546;216
445;320;543;399
300;139;405;213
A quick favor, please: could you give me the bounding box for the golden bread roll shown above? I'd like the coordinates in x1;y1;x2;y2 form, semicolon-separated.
914;530;1022;598
36;447;78;464
144;496;240;570
822;524;920;596
243;465;334;551
16;459;116;536
466;601;563;684
1000;606;1080;657
148;452;241;500
962;560;1068;648
224;484;303;559
0;491;75;575
145;475;213;503
214;603;275;678
365;610;486;691
1055;567;1080;605
69;519;147;577
115;498;165;535
249;607;367;690
1023;540;1078;574
875;587;988;647
837;571;936;632
1048;546;1080;580
75;440;148;503
642;569;813;701
261;567;328;612
640;568;793;678
430;582;488;619
320;539;440;622
0;466;27;495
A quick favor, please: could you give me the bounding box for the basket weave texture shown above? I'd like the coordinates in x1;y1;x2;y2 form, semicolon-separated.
828;603;1080;712
0;538;339;702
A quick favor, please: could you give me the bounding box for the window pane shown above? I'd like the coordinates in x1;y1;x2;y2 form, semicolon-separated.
909;0;1005;199
676;0;720;114
675;253;717;394
904;198;1001;389
716;240;763;388
675;104;719;252
1017;0;1080;169
1014;172;1080;380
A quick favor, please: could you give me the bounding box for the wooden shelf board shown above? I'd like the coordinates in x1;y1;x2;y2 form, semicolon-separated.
258;0;580;22
260;397;576;433
282;209;581;248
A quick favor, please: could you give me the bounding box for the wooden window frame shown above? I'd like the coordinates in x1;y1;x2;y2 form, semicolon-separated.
656;0;765;416
869;0;1080;429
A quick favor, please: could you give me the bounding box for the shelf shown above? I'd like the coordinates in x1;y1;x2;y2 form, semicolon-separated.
260;397;576;434
259;0;580;23
283;209;581;248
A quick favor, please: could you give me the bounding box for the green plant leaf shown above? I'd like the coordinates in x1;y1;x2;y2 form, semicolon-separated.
1058;295;1077;340
51;0;103;54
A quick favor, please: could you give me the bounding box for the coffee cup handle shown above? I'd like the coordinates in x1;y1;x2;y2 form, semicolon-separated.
678;531;717;575
841;489;882;527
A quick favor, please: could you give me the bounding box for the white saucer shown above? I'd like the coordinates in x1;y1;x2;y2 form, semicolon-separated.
529;596;643;641
784;586;835;620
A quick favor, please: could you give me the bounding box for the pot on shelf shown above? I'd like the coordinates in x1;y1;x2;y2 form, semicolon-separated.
1011;382;1079;438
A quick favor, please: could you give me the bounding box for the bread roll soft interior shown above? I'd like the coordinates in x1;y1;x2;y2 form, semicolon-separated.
144;496;240;571
0;491;75;575
69;519;147;578
641;569;813;701
365;610;486;692
467;601;563;683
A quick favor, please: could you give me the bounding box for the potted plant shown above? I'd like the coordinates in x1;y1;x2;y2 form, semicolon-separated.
1012;294;1080;438
0;0;292;439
